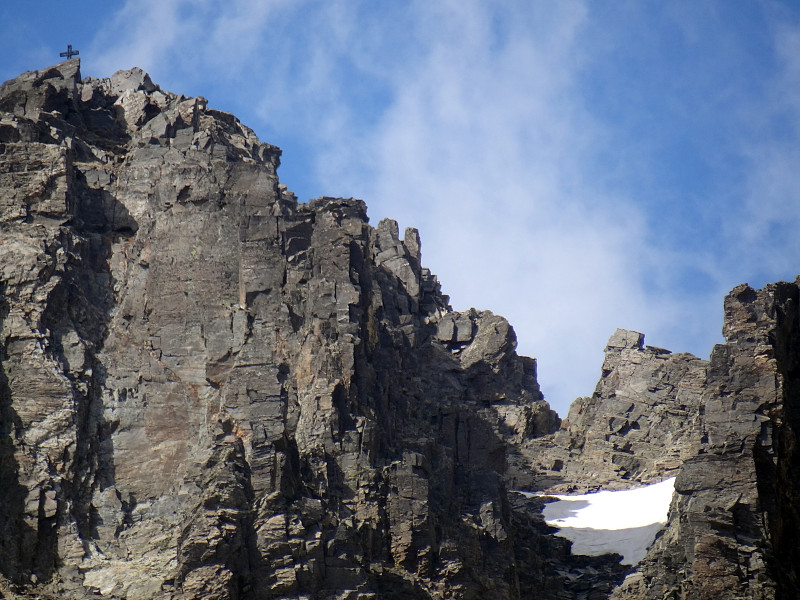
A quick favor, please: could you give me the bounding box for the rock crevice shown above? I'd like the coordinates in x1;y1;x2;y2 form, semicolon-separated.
0;60;561;599
2;59;800;600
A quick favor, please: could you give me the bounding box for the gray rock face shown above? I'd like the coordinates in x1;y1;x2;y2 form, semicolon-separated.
0;60;561;599
611;283;800;600
530;328;707;493
3;59;800;600
530;292;800;599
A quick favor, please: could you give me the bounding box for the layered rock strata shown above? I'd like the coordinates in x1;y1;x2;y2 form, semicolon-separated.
0;60;562;599
2;59;800;600
530;287;800;599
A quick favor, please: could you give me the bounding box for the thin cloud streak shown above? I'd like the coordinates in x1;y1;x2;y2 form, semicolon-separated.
88;0;186;78
88;0;292;92
726;9;800;288
306;2;677;411
81;1;800;415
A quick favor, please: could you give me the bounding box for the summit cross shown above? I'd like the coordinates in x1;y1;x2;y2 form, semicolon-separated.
59;45;79;59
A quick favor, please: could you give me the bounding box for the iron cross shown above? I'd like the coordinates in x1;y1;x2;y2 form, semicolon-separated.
59;45;79;59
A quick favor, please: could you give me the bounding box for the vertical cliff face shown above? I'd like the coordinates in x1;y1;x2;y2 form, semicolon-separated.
528;286;800;600
611;282;800;600
0;60;561;599
2;59;800;600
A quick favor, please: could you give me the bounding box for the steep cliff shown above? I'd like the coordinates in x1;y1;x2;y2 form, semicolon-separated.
610;283;800;599
1;60;799;600
0;60;565;599
530;288;800;600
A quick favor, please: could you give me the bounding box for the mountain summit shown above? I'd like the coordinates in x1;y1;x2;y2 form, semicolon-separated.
1;60;798;599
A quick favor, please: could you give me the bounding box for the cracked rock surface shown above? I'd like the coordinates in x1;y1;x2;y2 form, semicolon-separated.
530;287;800;599
0;60;562;599
2;60;800;600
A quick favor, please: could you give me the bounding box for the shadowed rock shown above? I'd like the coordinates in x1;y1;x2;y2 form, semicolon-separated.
0;60;561;600
2;59;799;600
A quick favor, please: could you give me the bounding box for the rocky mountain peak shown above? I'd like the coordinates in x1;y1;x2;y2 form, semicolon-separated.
0;60;562;599
1;60;799;599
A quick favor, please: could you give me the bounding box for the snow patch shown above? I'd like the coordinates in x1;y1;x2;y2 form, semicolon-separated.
533;477;676;565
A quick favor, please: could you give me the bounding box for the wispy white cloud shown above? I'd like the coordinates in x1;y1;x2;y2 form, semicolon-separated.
87;0;293;91
727;9;800;285
299;1;680;411
82;0;800;415
88;0;187;78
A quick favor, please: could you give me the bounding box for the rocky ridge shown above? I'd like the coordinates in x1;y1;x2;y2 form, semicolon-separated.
1;59;799;600
530;284;800;599
529;328;707;494
0;59;567;599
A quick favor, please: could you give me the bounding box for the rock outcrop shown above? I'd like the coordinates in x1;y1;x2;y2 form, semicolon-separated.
529;287;800;599
0;59;562;599
610;283;800;599
530;328;707;493
2;59;800;600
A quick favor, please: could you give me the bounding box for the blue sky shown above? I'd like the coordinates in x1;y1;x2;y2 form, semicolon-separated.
2;1;800;416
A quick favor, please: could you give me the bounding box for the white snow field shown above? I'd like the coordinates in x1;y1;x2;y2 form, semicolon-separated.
531;477;676;565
